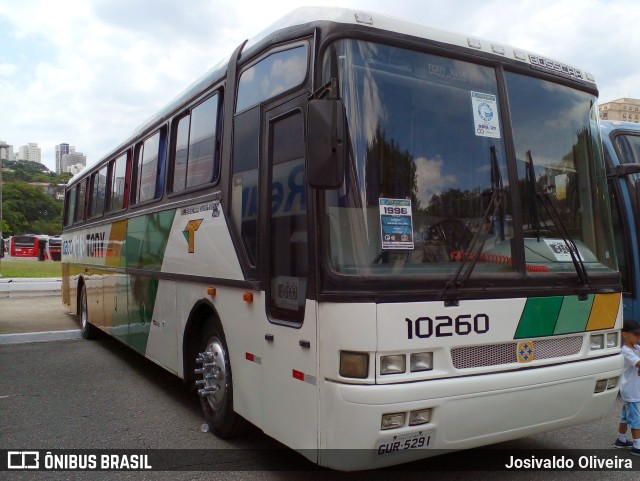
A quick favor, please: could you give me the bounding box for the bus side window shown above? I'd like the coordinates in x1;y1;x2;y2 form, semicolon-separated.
89;166;108;218
608;178;632;295
615;134;640;164
173;114;190;193
134;129;165;204
236;45;307;112
64;186;77;227
229;44;308;269
231;106;260;267
74;178;88;223
108;152;130;212
171;94;219;194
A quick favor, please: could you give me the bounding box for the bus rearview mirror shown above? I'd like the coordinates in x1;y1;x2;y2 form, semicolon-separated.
306;99;346;189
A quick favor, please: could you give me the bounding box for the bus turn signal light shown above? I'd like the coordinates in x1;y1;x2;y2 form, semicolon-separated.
340;351;369;378
207;287;216;297
243;292;253;303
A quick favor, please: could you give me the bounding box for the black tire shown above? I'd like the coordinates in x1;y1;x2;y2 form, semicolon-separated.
79;285;98;340
197;321;248;438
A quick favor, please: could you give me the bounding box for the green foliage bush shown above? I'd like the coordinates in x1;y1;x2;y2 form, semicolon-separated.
1;160;70;236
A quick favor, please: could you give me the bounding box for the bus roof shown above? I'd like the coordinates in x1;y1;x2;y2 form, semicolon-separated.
601;119;640;135
248;7;595;79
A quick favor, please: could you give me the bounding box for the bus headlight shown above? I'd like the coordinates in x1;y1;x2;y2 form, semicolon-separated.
607;332;618;348
594;379;608;393
340;351;369;379
410;352;433;372
607;376;619;390
590;334;604;350
409;408;432;426
380;355;405;375
381;412;405;430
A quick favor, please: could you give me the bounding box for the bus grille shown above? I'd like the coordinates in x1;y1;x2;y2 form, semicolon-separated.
450;336;583;369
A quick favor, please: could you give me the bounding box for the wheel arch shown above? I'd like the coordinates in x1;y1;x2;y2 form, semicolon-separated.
182;299;223;383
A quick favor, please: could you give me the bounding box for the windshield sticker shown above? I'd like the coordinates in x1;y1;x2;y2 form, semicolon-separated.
379;198;414;250
471;92;501;139
543;239;584;262
275;276;300;310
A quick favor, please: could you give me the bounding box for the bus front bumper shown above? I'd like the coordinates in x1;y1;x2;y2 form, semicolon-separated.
316;354;622;470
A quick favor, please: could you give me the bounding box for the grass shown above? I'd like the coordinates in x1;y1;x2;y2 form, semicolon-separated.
0;259;62;278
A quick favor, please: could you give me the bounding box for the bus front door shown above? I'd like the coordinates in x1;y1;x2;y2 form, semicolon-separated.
261;103;319;452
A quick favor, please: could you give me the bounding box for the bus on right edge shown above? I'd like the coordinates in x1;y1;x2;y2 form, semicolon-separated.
604;120;640;320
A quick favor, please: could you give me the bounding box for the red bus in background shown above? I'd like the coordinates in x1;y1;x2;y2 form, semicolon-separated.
10;234;40;258
47;236;62;261
9;234;56;260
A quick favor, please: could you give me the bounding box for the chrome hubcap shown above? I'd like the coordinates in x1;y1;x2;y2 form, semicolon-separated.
195;338;227;410
81;291;88;330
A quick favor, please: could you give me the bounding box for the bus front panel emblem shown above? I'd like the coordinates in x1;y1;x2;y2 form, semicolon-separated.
517;340;535;363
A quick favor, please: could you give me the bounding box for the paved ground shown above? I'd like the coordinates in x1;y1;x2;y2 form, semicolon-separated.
0;295;77;335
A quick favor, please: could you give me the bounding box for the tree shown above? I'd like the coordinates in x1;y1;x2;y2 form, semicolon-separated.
365;126;419;207
2;181;63;235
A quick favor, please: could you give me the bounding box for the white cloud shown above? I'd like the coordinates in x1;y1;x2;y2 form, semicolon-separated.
0;63;17;76
415;156;457;205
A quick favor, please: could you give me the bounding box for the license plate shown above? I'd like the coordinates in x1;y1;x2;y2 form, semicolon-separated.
376;430;434;456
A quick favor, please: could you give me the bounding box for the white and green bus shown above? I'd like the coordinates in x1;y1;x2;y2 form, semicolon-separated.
62;7;623;470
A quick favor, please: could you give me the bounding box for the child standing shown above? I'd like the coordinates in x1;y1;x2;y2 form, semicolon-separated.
614;319;640;455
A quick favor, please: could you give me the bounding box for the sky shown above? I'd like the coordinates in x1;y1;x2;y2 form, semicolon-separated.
1;0;639;172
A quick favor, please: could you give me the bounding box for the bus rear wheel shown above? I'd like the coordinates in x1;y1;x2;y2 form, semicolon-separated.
79;285;98;340
195;324;248;438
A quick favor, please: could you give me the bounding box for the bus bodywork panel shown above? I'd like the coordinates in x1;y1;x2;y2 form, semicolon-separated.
61;202;321;450
316;298;622;469
62;202;245;366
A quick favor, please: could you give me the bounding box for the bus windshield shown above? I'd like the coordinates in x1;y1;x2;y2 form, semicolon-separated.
321;39;616;280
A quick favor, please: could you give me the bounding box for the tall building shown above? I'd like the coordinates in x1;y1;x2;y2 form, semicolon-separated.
599;98;640;123
0;141;15;161
61;151;87;173
55;143;71;173
17;142;42;163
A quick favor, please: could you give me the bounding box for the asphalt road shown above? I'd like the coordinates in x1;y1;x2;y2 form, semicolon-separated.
1;314;639;480
0;295;76;335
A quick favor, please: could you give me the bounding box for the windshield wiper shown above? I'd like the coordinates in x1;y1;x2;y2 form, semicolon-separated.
536;191;590;291
442;146;504;303
526;151;590;293
525;151;542;240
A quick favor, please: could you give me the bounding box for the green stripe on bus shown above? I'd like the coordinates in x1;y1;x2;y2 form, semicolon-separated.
554;294;594;334
515;296;563;338
122;210;175;353
126;210;176;270
128;277;159;354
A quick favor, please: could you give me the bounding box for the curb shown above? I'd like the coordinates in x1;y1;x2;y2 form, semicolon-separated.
0;278;62;298
0;329;82;345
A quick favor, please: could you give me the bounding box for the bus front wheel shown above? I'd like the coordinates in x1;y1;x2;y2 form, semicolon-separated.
196;323;248;438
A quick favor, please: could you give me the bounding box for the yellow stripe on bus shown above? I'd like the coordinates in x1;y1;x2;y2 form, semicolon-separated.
585;293;621;331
